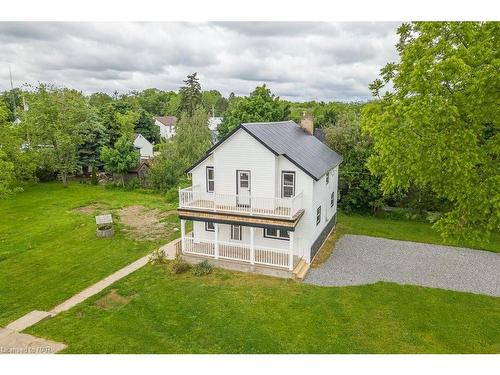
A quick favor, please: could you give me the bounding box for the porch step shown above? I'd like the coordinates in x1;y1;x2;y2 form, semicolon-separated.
293;259;310;281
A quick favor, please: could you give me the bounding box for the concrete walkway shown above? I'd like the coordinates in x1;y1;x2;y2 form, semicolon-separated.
0;327;66;354
0;238;180;354
306;235;500;297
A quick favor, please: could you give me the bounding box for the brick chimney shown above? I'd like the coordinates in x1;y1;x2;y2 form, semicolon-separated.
300;111;314;135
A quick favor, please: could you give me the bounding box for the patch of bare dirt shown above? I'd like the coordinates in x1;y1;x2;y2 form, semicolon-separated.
73;202;109;215
117;205;177;241
95;289;135;310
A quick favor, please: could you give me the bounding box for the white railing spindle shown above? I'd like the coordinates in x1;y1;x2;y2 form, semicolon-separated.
179;186;302;219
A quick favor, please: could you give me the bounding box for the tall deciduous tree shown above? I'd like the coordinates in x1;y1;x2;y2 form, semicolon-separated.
175;106;212;168
218;85;290;137
362;22;500;245
100;136;140;186
325;111;384;213
201;90;228;116
0;102;37;197
134;110;160;144
115;110;140;138
178;72;202;116
149;107;211;191
22;84;88;186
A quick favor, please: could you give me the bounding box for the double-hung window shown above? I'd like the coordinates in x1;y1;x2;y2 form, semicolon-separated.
281;171;295;198
264;228;290;240
330;192;335;208
231;225;242;241
316;206;321;226
206;166;214;193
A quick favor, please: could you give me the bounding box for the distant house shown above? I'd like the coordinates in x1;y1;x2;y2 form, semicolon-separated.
208;116;223;144
133;133;153;159
155;116;177;139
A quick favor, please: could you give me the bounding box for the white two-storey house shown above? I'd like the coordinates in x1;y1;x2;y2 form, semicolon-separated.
177;117;342;278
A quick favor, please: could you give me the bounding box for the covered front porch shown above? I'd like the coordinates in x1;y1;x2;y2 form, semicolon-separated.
180;220;302;271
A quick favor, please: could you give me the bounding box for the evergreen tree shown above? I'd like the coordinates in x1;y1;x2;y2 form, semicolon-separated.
77;108;108;173
178;72;202;116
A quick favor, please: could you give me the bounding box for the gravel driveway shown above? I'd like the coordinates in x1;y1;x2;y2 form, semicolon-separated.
305;235;500;297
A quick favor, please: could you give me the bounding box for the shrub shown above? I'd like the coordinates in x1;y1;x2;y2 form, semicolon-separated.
192;260;213;276
126;177;142;190
149;248;168;265
170;254;191;274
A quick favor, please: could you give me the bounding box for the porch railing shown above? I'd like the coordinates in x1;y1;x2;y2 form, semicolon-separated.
183;233;292;269
179;185;303;219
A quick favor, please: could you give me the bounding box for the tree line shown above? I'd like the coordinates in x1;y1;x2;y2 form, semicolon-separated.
0;22;497;246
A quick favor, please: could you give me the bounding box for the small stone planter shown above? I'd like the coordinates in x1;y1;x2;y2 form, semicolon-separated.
96;225;114;238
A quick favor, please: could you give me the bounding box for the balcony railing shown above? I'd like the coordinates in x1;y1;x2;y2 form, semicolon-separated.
183;233;292;269
178;185;303;219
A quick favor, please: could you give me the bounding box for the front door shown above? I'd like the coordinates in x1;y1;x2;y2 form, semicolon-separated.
236;170;251;207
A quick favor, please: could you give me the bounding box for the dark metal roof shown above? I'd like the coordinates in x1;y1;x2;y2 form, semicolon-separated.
186;121;342;180
241;121;342;180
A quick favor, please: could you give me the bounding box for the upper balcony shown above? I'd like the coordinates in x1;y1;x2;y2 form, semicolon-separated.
178;185;304;220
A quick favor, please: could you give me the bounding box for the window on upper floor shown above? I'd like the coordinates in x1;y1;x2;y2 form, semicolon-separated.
206;166;214;193
330;192;335;208
281;171;295;198
326;171;330;185
231;225;242;241
316;206;321;226
205;221;215;232
264;228;290;240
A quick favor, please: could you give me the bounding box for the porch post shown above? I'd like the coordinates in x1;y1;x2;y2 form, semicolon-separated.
288;231;294;270
180;219;186;252
250;226;255;265
214;223;219;259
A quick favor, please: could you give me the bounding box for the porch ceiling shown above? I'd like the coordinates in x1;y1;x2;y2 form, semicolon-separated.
177;208;304;231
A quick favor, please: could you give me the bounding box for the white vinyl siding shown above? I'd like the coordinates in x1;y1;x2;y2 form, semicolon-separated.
188;128;340;264
213;129;276;197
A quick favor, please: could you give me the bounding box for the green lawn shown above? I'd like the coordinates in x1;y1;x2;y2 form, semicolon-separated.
2;182;499;353
338;212;500;253
28;264;500;353
0;182;179;326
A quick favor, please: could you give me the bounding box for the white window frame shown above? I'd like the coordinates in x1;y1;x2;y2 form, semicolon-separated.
206;166;214;193
330;192;335;208
231;225;242;241
263;228;290;241
281;171;295;198
205;221;215;232
316;206;321;226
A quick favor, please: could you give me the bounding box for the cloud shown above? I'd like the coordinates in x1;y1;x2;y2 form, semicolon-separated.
0;22;400;101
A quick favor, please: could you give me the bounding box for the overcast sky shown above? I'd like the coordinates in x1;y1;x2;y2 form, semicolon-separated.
0;22;400;102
